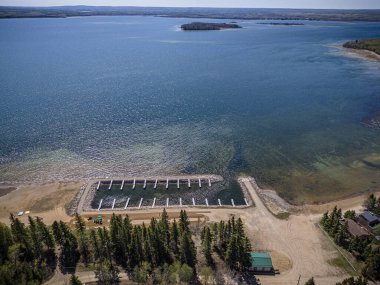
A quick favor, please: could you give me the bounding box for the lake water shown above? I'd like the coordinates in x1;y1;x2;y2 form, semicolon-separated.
0;16;379;203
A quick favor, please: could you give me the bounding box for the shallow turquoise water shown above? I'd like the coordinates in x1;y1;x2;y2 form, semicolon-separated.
0;17;379;202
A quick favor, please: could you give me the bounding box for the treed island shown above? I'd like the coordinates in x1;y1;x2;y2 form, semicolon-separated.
181;22;242;31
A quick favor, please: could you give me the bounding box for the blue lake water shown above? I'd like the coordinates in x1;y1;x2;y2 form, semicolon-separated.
0;16;379;203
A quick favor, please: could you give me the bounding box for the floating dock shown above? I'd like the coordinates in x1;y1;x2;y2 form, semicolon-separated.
132;179;136;189
192;198;196;206
120;180;124;190
208;178;211;187
244;198;249;206
154;179;158;189
97;199;103;211
112;199;116;209
138;198;143;209
166;178;169;189
152;197;156;208
166;198;169;208
108;180;113;190
143;179;147;189
124;198;130;209
231;199;235;207
179;198;182;207
205;198;209;207
177;179;180;189
188;179;191;188
218;199;222;206
96;181;101;190
198;178;202;188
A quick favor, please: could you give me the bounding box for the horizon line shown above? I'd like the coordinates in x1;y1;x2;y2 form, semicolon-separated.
1;5;380;10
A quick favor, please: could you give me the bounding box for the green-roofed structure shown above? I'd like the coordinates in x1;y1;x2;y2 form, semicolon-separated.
249;252;273;272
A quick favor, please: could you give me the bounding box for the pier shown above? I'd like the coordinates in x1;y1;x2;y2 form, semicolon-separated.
143;179;147;189
188;179;191;188
108;180;113;190
205;198;209;207
97;199;103;211
244;198;249;206
231;199;235;207
166;198;169;208
133;179;136;189
198;178;202;188
154;179;158;189
138;198;143;209
166;178;169;189
179;198;182;207
218;199;222;206
120;180;124;190
96;181;101;190
177;179;180;189
192;198;196;206
124;198;130;209
208;178;211;187
152;197;156;208
112;199;116;209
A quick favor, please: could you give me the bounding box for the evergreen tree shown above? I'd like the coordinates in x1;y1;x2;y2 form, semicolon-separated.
70;274;83;285
179;232;196;268
202;226;213;265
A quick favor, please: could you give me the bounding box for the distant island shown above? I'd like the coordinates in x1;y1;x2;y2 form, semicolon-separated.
257;22;305;26
343;38;380;56
181;22;242;31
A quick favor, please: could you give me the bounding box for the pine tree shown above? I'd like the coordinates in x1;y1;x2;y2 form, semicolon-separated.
171;219;179;253
74;214;90;264
179;232;196;268
202;226;213;265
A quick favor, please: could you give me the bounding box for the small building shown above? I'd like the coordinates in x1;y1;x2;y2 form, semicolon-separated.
249;252;273;272
358;211;380;229
345;219;370;238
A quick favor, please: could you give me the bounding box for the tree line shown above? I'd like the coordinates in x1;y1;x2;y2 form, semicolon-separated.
1;210;254;284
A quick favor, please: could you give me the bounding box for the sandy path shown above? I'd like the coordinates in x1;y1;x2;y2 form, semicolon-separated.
236;177;348;285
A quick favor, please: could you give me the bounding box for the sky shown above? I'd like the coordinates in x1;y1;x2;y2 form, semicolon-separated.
1;0;380;9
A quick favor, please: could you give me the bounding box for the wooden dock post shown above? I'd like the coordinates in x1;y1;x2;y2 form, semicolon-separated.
152;198;156;208
124;198;130;209
97;199;103;211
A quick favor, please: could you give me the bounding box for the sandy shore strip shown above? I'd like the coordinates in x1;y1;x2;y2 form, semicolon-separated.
331;43;380;62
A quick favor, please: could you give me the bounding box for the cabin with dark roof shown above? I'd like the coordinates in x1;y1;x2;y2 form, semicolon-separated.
345;219;370;237
358;211;380;229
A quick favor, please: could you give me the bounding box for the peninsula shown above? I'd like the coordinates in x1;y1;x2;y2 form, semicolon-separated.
343;38;380;56
181;22;242;31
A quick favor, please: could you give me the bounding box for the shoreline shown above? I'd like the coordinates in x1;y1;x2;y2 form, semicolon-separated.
334;44;380;62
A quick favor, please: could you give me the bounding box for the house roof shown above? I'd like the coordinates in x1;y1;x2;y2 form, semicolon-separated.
250;252;273;268
360;211;380;223
346;219;369;237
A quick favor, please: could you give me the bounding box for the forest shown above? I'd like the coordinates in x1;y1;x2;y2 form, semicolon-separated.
0;210;252;284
